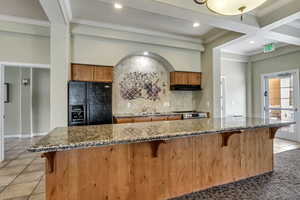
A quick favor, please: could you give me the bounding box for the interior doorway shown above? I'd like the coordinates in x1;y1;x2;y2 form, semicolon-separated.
0;63;50;162
262;70;299;142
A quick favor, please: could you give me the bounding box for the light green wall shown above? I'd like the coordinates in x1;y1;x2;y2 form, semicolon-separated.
251;48;300;117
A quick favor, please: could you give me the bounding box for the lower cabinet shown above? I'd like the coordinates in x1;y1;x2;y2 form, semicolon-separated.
114;115;182;124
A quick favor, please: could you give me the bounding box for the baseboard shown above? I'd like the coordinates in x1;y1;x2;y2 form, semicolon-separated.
4;132;48;138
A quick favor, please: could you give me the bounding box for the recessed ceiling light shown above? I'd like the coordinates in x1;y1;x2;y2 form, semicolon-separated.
250;41;255;44
114;3;123;9
143;52;149;56
193;22;200;28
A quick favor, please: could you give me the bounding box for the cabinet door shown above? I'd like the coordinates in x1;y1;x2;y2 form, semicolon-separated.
170;72;188;85
72;64;94;81
167;115;182;121
188;73;201;85
94;67;113;83
151;116;168;121
134;117;152;123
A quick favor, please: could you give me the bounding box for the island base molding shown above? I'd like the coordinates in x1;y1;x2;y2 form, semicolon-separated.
45;128;274;200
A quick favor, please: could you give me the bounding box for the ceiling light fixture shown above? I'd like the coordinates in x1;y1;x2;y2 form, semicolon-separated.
250;41;255;44
193;22;200;28
194;0;268;20
114;3;123;9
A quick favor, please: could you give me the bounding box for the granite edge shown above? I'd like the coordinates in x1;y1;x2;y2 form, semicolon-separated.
27;122;294;153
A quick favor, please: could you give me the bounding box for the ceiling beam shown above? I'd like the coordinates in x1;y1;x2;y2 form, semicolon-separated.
98;0;260;34
39;0;69;24
259;1;300;30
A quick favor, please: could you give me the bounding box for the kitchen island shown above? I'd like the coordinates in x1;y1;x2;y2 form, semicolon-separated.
28;117;294;200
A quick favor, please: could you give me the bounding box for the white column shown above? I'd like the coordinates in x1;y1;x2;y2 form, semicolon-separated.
50;24;70;129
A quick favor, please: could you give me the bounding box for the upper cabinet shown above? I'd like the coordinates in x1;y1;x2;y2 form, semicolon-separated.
71;64;113;83
170;71;201;91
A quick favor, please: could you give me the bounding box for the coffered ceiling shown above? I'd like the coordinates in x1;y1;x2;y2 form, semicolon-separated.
0;0;300;54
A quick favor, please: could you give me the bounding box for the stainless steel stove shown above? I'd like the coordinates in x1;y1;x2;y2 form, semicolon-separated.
172;111;208;119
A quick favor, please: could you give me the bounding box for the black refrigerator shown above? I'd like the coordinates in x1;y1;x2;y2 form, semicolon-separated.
68;81;112;126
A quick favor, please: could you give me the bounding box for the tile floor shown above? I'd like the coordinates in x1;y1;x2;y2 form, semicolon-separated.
0;137;299;200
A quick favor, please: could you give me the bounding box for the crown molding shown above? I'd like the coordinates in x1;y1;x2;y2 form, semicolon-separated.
58;0;72;22
0;14;49;27
250;45;300;62
203;30;229;44
71;19;203;44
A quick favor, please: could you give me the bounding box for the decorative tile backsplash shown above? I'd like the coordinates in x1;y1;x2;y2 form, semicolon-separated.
113;55;197;115
119;72;164;101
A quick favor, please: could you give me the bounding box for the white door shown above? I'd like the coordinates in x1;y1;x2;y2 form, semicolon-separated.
263;70;299;141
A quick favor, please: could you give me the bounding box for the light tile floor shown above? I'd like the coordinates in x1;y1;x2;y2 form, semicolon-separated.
0;137;299;200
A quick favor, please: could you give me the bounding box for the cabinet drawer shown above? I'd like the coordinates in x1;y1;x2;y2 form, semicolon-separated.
134;117;152;123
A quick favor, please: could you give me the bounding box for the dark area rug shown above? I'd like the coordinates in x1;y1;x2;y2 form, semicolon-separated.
172;149;300;200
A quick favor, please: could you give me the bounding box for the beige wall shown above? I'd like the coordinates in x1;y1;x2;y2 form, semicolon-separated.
32;68;50;133
250;47;300;117
71;35;202;72
0;32;50;65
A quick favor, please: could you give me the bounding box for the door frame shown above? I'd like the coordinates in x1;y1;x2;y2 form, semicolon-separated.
220;76;226;118
0;64;4;162
0;62;50;162
261;69;300;141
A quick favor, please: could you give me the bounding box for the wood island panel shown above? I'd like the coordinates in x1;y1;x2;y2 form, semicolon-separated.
46;128;274;200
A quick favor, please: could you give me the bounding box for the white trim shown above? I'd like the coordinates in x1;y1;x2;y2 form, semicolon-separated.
0;65;4;162
0;62;50;69
71;19;203;44
4;132;48;139
204;30;229;44
0;14;50;27
30;68;33;137
220;76;226;118
58;0;72;22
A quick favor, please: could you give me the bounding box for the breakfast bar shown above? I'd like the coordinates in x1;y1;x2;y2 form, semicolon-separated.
28;117;294;200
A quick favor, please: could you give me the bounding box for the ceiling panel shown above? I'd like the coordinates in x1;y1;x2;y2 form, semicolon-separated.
71;0;214;38
222;36;285;55
0;0;48;21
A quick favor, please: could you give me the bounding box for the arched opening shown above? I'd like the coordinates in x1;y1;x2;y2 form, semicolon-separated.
113;52;175;114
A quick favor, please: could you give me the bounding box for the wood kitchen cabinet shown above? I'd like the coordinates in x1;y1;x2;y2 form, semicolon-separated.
71;64;113;83
72;64;94;82
188;72;201;85
170;71;201;89
114;114;182;124
94;66;113;82
170;72;189;85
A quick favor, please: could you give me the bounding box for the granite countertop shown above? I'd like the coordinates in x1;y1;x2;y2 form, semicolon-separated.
28;117;295;153
114;112;183;118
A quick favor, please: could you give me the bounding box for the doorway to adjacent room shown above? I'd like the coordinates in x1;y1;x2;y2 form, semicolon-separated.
262;70;300;142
